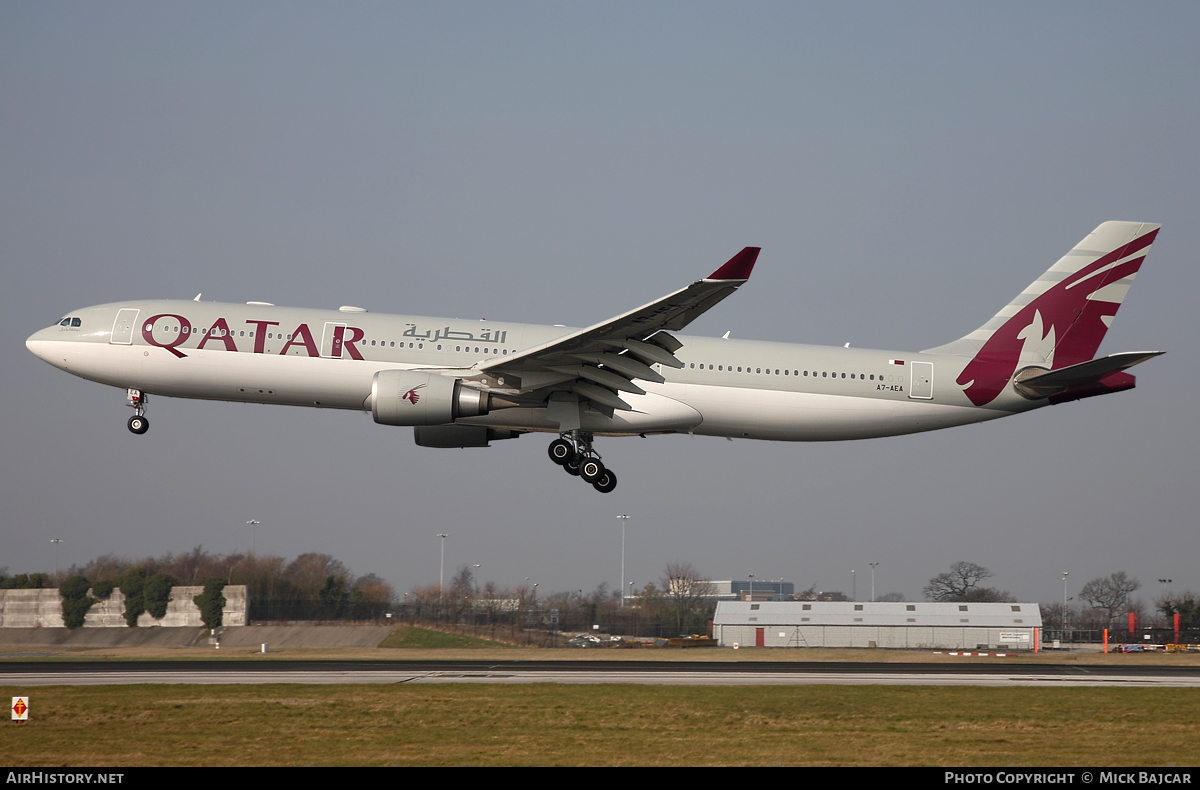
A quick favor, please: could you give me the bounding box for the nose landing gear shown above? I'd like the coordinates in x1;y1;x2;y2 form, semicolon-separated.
126;389;149;435
547;431;617;493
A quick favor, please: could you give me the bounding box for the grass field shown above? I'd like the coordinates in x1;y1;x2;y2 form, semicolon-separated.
377;625;520;649
3;684;1198;766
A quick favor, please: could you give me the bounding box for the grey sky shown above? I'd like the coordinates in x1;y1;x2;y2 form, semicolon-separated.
2;2;1197;606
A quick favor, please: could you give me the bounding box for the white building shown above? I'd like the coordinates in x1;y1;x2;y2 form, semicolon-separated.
713;600;1042;650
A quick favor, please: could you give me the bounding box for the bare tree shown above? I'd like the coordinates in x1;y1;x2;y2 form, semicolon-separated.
923;561;1015;602
660;561;714;634
1079;572;1141;629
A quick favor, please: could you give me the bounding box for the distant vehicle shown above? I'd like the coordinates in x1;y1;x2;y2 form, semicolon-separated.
27;222;1162;493
565;634;603;648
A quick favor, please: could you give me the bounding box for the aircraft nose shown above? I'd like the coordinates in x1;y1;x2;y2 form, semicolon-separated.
26;327;59;364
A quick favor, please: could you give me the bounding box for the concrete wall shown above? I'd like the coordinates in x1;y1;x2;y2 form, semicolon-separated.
0;586;248;627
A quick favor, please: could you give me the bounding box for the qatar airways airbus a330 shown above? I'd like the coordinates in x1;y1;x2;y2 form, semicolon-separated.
27;221;1162;493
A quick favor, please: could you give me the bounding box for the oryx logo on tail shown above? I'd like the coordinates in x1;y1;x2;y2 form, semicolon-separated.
924;222;1160;406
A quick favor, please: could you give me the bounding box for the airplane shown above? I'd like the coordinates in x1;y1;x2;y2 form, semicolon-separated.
26;221;1162;494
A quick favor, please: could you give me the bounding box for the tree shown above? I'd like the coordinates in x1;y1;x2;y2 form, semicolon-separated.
317;574;350;618
923;562;1015;602
660;562;714;634
144;573;177;619
193;578;227;629
1079;572;1141;629
59;576;97;629
117;567;148;626
1157;590;1200;631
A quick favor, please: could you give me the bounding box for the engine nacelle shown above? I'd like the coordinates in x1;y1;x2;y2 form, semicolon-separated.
414;426;522;448
370;370;488;426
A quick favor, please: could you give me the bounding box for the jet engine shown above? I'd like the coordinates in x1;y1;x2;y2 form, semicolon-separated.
371;370;507;426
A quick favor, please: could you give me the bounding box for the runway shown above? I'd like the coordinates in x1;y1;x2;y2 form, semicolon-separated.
4;660;1200;687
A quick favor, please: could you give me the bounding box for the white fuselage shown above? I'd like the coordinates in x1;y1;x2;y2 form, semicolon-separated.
26;299;1033;441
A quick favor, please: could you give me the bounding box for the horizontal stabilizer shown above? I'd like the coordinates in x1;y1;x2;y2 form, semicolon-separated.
1013;351;1163;399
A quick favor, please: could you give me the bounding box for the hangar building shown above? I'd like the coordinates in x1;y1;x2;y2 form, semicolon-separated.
713;601;1042;651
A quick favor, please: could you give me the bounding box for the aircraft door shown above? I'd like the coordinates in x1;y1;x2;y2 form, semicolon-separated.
320;322;347;358
909;361;933;399
110;309;139;345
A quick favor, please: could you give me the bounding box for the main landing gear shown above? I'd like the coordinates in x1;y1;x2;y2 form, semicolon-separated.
548;432;617;493
126;388;149;435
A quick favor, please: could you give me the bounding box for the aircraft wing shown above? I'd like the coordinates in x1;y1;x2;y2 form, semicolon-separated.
471;247;759;412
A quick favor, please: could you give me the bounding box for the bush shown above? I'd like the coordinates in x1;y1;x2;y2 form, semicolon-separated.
92;580;115;599
59;576;97;630
117;567;148;627
193;578;227;629
144;573;176;619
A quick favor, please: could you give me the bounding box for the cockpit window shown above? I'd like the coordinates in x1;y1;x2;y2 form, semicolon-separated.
59;318;70;326
71;318;81;327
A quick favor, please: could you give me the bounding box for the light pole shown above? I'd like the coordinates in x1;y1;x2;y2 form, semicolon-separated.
50;539;64;579
246;520;260;556
851;569;856;602
869;562;879;602
617;515;630;606
1062;571;1070;634
473;564;481;599
748;574;754;601
437;533;448;597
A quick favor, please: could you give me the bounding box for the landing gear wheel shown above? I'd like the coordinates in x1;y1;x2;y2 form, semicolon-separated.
580;458;605;484
548;439;574;465
593;469;617;493
127;415;149;435
563;457;582;476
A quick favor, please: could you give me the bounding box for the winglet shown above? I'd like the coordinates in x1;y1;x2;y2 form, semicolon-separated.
705;247;760;281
